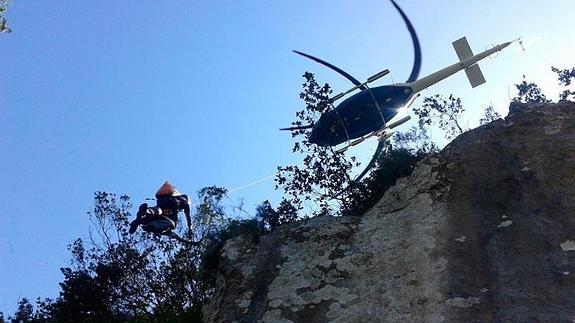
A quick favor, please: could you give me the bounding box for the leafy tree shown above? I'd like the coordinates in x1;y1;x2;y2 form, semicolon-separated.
0;0;11;33
276;199;299;224
276;72;358;217
255;199;300;232
190;186;229;244
32;298;53;323
513;75;550;103
4;298;51;323
49;268;113;322
392;125;438;154
10;298;34;323
255;200;279;232
479;105;502;125
552;66;575;101
413;94;466;139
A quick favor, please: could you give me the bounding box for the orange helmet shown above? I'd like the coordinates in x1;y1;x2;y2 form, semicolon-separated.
155;181;181;198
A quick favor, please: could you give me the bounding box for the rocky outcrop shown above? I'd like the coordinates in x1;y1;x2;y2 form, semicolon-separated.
204;102;575;322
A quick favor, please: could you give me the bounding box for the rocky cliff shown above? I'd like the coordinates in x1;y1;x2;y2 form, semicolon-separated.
204;102;575;322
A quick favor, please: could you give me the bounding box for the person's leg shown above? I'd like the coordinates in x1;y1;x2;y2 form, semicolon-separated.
146;217;175;234
136;215;198;245
129;203;149;234
165;231;189;243
164;231;201;245
129;222;138;234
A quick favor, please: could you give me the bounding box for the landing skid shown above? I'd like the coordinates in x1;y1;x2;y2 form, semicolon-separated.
336;114;412;153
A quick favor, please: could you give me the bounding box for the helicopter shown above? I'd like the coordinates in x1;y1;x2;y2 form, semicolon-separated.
281;0;515;183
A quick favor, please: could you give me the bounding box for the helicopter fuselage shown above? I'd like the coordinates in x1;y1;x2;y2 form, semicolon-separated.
309;85;413;146
306;37;514;148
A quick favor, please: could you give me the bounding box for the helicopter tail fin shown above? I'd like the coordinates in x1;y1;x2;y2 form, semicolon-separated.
453;37;486;88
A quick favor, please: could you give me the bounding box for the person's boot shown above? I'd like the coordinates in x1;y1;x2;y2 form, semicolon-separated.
129;203;148;234
129;219;140;234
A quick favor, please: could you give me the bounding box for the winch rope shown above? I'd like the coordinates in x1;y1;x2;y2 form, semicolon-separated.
227;174;277;194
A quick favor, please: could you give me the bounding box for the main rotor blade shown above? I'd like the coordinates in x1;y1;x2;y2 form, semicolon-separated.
353;140;386;183
279;123;314;131
292;50;366;90
331;140;386;199
390;0;421;83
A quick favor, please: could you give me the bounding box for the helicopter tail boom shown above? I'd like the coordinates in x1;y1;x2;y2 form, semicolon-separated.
409;37;513;94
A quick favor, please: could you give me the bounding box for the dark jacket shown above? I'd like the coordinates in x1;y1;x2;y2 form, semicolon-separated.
156;195;191;225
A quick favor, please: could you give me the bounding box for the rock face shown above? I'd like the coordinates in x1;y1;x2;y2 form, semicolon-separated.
204;102;575;322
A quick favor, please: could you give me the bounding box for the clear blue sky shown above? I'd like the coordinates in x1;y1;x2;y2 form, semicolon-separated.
1;0;573;314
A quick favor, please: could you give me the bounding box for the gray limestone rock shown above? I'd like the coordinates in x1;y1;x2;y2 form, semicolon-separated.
203;102;575;322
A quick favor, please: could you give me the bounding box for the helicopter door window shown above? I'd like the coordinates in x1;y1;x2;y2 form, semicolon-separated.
335;110;351;144
365;87;387;127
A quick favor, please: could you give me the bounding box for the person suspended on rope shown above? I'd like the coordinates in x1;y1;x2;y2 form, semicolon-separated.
129;181;197;245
